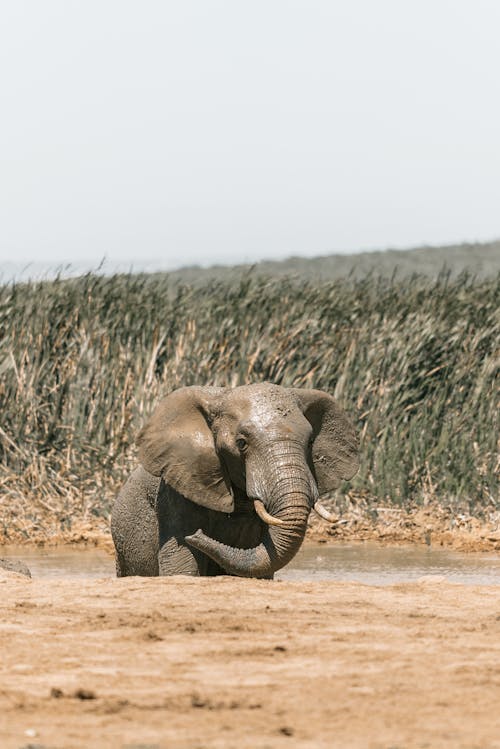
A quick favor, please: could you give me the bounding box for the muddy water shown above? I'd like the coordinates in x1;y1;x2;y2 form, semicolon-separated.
278;543;500;584
2;542;500;584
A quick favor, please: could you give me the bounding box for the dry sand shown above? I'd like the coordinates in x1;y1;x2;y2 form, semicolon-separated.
1;569;499;749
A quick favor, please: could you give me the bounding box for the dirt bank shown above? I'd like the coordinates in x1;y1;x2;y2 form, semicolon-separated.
1;570;499;748
309;502;500;552
3;500;499;554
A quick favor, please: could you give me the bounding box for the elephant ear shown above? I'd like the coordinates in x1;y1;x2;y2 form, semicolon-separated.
291;388;359;494
136;386;234;513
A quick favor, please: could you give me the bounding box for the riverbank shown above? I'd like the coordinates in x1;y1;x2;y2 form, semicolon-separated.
1;500;499;553
1;570;499;749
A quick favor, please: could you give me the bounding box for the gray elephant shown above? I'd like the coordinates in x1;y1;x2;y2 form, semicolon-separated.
111;383;359;579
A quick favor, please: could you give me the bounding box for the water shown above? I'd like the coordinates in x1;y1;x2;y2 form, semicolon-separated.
278;543;500;585
1;546;116;579
2;542;500;585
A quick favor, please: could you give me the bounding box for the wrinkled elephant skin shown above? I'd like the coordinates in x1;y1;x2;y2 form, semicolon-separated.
111;383;359;578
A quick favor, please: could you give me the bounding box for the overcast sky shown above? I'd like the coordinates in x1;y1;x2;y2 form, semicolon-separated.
1;1;499;271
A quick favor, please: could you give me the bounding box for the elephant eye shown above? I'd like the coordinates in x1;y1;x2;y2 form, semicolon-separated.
236;437;248;452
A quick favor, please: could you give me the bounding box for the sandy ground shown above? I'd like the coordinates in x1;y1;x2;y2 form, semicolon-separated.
1;570;499;749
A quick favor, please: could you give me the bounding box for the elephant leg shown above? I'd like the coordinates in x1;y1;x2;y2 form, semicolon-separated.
111;466;161;577
157;485;211;576
157;536;205;576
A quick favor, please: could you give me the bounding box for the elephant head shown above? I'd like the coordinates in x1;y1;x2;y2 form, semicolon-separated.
136;383;359;578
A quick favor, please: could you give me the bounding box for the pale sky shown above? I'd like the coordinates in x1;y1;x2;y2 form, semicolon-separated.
1;0;499;271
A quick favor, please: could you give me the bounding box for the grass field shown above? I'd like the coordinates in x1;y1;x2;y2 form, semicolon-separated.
0;267;498;540
165;240;500;285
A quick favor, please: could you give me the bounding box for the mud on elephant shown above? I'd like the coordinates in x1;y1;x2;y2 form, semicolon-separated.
111;383;359;579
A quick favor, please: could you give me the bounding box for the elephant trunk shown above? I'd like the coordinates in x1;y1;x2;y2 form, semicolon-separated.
185;441;316;578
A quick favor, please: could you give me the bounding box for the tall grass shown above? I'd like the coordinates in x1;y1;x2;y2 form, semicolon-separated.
0;270;498;538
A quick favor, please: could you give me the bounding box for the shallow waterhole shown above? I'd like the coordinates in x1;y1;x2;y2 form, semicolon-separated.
2;543;500;585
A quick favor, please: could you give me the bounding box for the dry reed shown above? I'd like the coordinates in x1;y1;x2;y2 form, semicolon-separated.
0;270;498;539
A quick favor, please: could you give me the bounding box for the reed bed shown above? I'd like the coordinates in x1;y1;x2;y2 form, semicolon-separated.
0;270;498;539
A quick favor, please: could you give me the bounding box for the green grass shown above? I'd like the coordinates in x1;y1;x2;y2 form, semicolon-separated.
0;269;498;538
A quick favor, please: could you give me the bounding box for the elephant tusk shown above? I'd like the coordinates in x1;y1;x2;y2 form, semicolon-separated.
313;501;339;523
253;500;285;527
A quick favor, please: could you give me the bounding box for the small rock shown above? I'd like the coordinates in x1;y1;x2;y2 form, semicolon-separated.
144;630;163;641
0;558;32;577
191;693;207;708
74;688;96;700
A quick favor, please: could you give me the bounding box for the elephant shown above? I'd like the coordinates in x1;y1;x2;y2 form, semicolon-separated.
111;383;359;579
